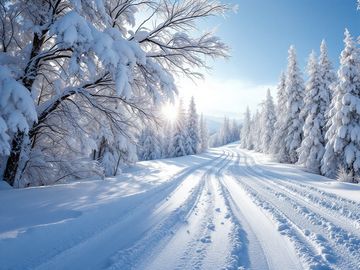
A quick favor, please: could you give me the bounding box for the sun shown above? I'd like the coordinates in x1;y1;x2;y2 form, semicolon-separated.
161;103;178;122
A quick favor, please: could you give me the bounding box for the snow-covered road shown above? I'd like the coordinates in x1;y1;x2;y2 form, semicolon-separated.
1;144;360;270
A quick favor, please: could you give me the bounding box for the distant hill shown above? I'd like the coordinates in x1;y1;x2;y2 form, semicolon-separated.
204;115;243;135
204;116;223;134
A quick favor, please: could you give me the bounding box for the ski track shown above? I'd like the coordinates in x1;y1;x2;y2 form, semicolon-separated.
243;153;360;231
2;144;360;270
31;152;226;270
116;151;237;270
229;147;360;270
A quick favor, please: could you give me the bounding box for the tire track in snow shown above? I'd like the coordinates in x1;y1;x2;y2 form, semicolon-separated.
239;150;360;264
181;156;234;270
219;149;303;270
227;166;332;269
232;149;360;270
242;153;360;231
33;152;226;270
133;151;237;270
107;152;233;270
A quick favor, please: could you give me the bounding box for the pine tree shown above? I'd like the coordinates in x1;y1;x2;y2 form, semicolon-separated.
319;40;336;112
297;51;330;173
261;89;276;153
159;119;173;158
251;110;261;151
138;125;161;161
220;117;231;145
322;29;360;181
169;100;187;157
283;46;305;163
230;119;240;143
185;97;200;155
199;114;209;152
271;72;288;161
240;107;252;149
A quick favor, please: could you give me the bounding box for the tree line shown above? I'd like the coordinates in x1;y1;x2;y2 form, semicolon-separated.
240;30;360;183
137;97;209;161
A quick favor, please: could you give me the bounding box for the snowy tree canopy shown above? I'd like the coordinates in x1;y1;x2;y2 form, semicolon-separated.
0;66;37;156
0;0;230;187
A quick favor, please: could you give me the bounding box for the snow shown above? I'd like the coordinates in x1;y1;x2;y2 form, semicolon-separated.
1;144;360;269
0;66;37;155
0;180;11;190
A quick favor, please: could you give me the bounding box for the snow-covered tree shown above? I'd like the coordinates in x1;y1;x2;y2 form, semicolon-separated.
138;125;161;161
0;0;229;186
319;40;336;113
271;72;288;160
0;66;37;156
240;107;252;149
185;97;200;155
297;51;330;173
169;100;187;157
283;46;305;163
229;119;241;143
199;114;209;152
210;116;239;147
159;119;173;158
322;29;360;181
220;117;231;145
261;89;276;153
250;110;262;151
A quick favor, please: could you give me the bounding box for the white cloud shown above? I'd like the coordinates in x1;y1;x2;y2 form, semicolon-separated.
176;75;276;120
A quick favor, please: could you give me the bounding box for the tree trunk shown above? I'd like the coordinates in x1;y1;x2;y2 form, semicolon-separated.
3;132;25;186
2;28;49;186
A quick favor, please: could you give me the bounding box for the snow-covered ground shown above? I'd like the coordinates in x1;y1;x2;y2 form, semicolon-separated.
1;143;360;270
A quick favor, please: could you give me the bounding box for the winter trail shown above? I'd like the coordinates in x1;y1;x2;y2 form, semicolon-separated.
1;144;360;270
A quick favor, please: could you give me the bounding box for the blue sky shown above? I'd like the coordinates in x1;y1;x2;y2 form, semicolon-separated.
180;0;360;118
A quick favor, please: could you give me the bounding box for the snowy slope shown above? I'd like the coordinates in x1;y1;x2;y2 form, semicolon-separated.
1;144;360;270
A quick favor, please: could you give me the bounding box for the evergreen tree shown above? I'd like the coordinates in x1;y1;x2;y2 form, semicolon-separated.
230;119;240;143
261;89;276;153
283;46;305;163
271;72;289;161
297;51;330;173
220;117;231;145
159;119;173;158
138;125;161;161
199;114;209;152
185;97;200;155
240;107;252;149
319;40;336;113
322;29;360;181
251;110;262;151
169;100;187;157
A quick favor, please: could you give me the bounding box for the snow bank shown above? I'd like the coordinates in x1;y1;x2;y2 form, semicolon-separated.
0;180;11;190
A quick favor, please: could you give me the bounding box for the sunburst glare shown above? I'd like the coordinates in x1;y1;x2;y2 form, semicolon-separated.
161;103;178;122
